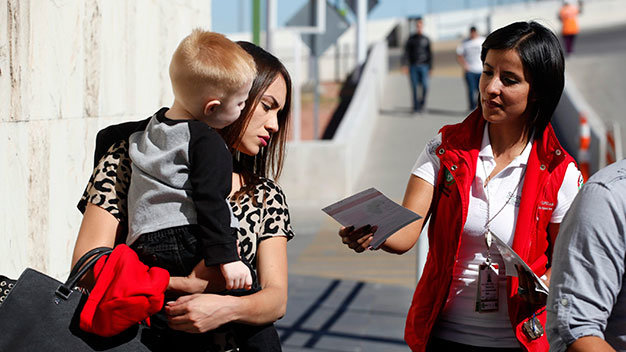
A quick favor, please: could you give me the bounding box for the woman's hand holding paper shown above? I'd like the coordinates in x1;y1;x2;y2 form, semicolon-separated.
338;225;378;253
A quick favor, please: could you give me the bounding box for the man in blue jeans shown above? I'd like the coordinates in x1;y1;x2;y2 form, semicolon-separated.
456;26;485;111
404;17;432;113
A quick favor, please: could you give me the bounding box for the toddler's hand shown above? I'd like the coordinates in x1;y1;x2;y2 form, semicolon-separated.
220;261;252;290
168;261;224;294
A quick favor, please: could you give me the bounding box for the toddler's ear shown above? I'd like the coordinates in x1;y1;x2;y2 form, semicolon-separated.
203;99;221;116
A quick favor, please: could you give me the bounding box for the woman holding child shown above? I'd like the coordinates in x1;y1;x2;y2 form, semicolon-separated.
339;21;582;351
72;35;293;351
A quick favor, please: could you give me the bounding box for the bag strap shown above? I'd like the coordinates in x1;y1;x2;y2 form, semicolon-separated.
68;247;112;279
57;247;112;300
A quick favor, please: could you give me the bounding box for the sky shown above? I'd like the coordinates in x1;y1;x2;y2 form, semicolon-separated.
211;0;527;34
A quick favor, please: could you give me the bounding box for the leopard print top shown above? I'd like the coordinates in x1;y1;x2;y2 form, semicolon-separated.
78;141;294;255
78;140;294;352
78;140;131;223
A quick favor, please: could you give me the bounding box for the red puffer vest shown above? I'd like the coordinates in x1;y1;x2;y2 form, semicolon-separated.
404;110;576;351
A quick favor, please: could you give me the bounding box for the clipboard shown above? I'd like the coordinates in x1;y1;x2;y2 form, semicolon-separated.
491;233;549;295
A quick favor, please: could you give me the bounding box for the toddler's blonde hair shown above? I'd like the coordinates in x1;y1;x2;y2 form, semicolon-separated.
169;29;256;110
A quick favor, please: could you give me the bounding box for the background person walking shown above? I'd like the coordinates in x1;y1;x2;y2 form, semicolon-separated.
559;0;581;55
403;16;432;113
457;26;485;111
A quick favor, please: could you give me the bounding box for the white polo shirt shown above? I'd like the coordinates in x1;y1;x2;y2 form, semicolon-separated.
456;36;485;74
412;124;581;347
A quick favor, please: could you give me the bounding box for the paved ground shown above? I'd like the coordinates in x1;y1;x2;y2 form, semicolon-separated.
280;276;414;352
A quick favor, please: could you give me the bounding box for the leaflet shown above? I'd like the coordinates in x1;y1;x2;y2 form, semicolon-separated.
322;188;422;249
491;232;549;295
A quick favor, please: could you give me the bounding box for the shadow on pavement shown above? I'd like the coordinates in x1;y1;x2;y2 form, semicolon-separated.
278;277;409;351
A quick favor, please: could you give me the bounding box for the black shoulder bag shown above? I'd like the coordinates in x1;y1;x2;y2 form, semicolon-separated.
0;247;152;351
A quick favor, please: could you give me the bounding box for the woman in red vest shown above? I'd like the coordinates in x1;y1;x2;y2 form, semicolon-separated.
339;21;582;352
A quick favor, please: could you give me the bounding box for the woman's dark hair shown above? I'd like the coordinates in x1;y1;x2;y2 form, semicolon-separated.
219;41;292;201
481;21;564;139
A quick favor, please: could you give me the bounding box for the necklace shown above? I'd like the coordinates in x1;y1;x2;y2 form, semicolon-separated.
481;159;527;263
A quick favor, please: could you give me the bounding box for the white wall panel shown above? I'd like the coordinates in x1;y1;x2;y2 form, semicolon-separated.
0;0;211;280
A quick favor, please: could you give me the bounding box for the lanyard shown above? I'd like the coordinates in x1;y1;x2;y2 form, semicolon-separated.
481;158;526;264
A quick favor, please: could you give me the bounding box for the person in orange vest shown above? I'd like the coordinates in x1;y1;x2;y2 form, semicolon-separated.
559;0;581;55
338;21;583;352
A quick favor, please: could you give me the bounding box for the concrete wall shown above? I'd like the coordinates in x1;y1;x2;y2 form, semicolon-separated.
279;40;388;207
552;78;607;174
0;0;211;280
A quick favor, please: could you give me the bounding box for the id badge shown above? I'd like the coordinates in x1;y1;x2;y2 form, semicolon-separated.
475;262;499;312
